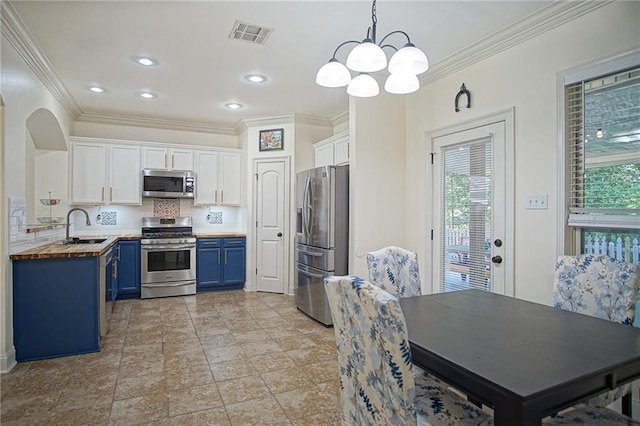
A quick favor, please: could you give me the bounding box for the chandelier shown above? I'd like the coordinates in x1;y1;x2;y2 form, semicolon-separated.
315;0;429;97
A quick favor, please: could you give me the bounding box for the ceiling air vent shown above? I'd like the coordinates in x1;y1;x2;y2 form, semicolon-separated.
228;20;273;45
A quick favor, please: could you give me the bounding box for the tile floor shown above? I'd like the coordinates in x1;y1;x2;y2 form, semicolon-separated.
0;290;341;425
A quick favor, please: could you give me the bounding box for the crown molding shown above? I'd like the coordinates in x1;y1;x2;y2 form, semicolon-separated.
1;1;82;119
331;109;349;129
242;113;296;128
76;112;237;136
419;1;611;86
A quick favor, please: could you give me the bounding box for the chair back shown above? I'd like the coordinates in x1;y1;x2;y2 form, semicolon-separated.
553;254;640;325
324;275;417;426
366;246;422;298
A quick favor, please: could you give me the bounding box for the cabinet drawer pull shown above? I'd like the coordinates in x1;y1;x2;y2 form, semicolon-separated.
218;251;221;264
101;187;105;202
215;190;217;203
221;190;224;203
110;187;113;202
225;251;228;264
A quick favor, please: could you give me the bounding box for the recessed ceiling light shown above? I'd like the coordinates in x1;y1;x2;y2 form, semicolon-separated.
245;74;267;83
136;56;156;66
225;103;243;110
140;92;156;99
89;86;105;93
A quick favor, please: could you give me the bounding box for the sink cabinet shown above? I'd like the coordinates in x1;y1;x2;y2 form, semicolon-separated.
196;237;245;291
13;257;101;361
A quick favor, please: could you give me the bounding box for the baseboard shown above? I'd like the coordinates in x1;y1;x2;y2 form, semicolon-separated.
0;346;17;373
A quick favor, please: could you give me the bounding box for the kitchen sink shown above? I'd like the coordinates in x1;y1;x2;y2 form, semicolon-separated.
61;238;108;245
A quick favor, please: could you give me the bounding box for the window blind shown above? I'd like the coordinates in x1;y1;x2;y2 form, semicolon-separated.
440;138;493;293
566;67;640;230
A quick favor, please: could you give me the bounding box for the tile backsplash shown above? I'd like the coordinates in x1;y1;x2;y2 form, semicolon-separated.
153;199;180;218
70;199;244;235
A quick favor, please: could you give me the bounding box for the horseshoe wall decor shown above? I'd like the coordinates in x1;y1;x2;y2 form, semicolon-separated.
455;83;471;112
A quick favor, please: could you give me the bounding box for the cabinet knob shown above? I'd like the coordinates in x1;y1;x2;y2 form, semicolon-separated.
277;232;283;237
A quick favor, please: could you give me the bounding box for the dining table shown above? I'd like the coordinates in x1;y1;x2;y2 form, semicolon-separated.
400;289;640;426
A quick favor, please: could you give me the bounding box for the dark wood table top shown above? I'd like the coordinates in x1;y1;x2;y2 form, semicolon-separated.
400;289;640;425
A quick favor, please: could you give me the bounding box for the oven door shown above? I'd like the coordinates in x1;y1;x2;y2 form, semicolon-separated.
141;243;196;284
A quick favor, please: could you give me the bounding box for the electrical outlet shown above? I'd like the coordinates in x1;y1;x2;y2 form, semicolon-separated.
526;194;548;210
96;214;102;224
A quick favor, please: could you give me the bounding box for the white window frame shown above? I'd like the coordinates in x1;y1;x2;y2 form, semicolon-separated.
556;48;640;256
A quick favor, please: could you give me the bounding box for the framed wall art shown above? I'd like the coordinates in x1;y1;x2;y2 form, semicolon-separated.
259;128;284;151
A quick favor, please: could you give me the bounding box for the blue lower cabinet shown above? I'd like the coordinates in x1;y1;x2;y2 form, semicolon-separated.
197;239;223;289
13;257;101;361
197;237;245;292
117;240;141;299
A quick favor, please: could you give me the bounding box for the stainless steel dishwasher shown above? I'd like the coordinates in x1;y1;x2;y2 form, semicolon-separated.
99;246;115;337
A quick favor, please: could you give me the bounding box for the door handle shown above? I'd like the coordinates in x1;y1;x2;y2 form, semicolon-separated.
277;232;283;237
491;255;503;264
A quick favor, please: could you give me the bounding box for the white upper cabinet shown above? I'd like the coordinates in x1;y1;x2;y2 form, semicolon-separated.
142;147;193;171
194;150;242;206
194;151;219;205
314;141;334;167
70;140;141;205
70;142;108;204
314;131;349;167
219;152;242;205
109;145;141;204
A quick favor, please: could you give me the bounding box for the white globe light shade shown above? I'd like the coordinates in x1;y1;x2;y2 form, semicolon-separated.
384;72;420;95
388;44;429;75
347;73;379;97
346;41;387;72
316;60;352;88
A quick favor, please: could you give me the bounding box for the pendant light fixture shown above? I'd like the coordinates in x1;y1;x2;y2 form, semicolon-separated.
316;0;429;97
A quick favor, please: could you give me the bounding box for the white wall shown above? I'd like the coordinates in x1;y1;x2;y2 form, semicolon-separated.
73;121;238;148
404;1;640;305
350;92;407;277
1;32;74;372
294;122;332;174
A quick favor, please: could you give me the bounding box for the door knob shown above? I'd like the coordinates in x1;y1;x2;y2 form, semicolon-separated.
494;239;503;247
277;232;283;237
491;255;503;264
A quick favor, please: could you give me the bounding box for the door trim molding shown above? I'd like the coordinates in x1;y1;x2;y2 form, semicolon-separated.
251;156;291;294
426;107;515;296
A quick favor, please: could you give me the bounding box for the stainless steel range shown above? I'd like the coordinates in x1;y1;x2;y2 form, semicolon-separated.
140;216;196;299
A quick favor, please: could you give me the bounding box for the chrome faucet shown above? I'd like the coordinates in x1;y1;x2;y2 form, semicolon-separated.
66;208;91;242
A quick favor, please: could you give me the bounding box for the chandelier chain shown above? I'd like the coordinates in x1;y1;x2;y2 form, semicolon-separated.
372;0;377;26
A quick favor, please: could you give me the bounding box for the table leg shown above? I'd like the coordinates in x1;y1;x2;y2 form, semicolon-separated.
494;396;540;426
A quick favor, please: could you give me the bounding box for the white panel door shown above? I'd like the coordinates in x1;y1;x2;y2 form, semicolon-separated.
71;142;107;204
256;160;288;293
109;145;141;204
430;115;513;296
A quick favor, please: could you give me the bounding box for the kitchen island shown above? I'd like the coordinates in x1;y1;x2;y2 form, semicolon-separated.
10;236;125;361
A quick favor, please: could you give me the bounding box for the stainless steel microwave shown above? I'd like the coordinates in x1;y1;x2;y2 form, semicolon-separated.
142;169;195;198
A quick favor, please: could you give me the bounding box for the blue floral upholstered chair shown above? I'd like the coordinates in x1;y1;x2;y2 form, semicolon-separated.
366;246;422;298
324;275;492;426
553;254;640;417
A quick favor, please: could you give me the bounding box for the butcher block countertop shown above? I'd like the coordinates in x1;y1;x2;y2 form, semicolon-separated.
10;237;121;260
10;233;246;260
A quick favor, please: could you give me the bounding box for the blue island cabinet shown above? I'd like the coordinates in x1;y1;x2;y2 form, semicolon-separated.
13;257;101;361
117;240;141;299
196;237;245;292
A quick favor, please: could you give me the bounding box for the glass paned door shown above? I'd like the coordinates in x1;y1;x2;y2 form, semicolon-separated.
441;139;492;292
431;120;508;295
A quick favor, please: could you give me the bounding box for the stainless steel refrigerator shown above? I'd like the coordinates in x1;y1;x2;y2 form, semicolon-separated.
295;165;349;326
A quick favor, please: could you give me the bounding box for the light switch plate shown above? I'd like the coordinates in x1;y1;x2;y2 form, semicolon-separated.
526;193;548;210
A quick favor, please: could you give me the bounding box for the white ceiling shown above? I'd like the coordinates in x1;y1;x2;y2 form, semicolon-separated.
7;0;554;133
